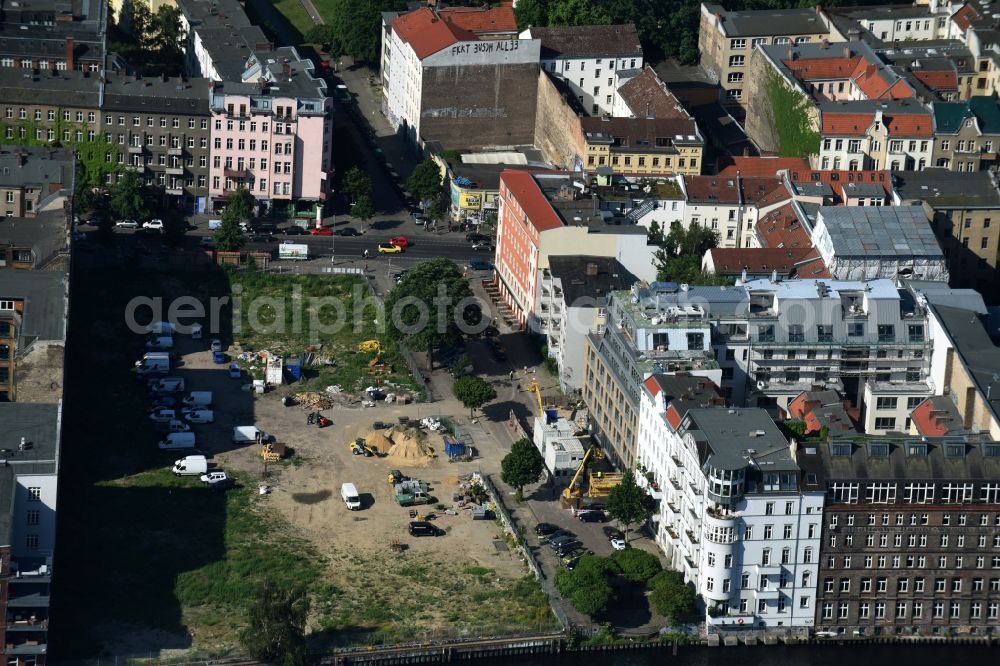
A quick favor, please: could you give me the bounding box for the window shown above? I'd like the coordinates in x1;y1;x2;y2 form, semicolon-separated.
730;38;746;49
875;417;896;431
727;72;743;83
26;509;39;525
876;397;897;410
848;323;864;337
728;55;745;68
25;534;38;549
27;487;41;501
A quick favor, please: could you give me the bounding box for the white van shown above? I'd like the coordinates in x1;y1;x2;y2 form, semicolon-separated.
183;408;214;424
149;377;185;393
146;335;174;350
172;455;208;476
158;432;197;450
233;426;272;444
135;352;170;375
341;482;361;510
182;391;213;407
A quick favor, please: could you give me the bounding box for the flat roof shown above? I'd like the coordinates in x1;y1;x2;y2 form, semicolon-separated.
530;24;642;58
683;407;797;473
892;169;1000;207
102;73;211;114
0;270;68;343
547;256;638;306
0;465;14;547
743;277;901;299
0;403;60;471
0;67;99;108
705;4;829;37
0;211;68;265
814;206;941;258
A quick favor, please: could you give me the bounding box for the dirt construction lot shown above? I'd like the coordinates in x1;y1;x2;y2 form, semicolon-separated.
182;340;556;645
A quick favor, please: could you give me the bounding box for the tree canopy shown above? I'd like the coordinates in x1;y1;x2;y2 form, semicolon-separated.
405;157;445;203
500;437;543;498
309;0;407;64
453;375;497;418
109;170;148;222
385;259;480;361
238;580;310;666
650;223;728;285
554;555;617;616
611;548;662;584
343;165;372;203
606;471;656;542
351;194;376;231
649;570;696;624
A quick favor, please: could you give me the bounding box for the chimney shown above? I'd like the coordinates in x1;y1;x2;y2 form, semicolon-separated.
843;46;852;59
17;150;26;167
585;262;599;276
160;72;167;82
65;36;75;71
788;47;796;60
821;38;829;49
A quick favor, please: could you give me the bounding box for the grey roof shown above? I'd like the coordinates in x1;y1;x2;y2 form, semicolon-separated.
0;147;74;190
625;282;752;319
174;0;272;81
681;407;797;473
211;47;327;100
841;182;886;198
529;24;642;59
102;73;211;115
892;169;1000;207
930;303;1000;428
0;67;100;108
0;211;68;267
815;206;942;258
0;403;60;472
796;435;1000;483
791;181;835;197
704;4;830;37
830;4;936;20
816;98;929;115
0;270;67;343
905;281;987;314
547;256;638;306
645;373;723;423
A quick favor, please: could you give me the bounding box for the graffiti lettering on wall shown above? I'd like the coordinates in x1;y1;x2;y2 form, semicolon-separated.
450;40;520;57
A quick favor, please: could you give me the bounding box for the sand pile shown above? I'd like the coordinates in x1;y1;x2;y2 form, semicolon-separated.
384;428;436;466
364;431;394;454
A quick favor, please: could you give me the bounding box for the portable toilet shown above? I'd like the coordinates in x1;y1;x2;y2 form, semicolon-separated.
544;408;559;425
285;357;302;382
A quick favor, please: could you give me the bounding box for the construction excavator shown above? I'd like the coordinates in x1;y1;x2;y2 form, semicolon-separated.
561;445;603;507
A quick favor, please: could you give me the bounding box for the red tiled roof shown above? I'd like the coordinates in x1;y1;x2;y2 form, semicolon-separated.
820;111;932;136
850;60;913;100
438;6;517;34
706;247;817;275
500;170;563;232
753;204;830;278
782;57;863;80
717;156;811;178
910;397;967;436
643;375;663;397
821;112;873;134
665;404;683;430
885;113;933;136
952;3;980;32
913;69;958;92
616;65;691;121
683;175;786;205
794;255;832;279
794;169;892;197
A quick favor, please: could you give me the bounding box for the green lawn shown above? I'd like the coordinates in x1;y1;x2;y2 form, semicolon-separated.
271;0;315;39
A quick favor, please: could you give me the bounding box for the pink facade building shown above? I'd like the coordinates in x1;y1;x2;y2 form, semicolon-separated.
208;47;333;212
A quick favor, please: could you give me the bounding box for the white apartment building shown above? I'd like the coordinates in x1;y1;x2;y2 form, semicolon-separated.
635;397;824;628
521;24;643;116
817;103;934;172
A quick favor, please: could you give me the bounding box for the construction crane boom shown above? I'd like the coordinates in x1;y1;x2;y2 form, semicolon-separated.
562;445;600;502
526;381;544;416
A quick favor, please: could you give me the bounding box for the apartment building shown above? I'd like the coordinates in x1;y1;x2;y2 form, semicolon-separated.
380;6;539;149
101;73;212;211
611;65;691;121
0;147;74;221
207;49;333;212
0;0;106;74
582;284;730;468
175;0;273;82
829;4;950;43
798;436;1000;636
635;398;825;628
818;100;934;171
541;256;637;393
0;67;101;151
579;116;703;178
522;24;643;116
699;3;843;109
682;175;790;249
494;170;656;330
931;95;1000;171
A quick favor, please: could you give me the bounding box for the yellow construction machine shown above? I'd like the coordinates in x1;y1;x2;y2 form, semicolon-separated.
560;446;605;507
587;470;624;498
526;381;544;416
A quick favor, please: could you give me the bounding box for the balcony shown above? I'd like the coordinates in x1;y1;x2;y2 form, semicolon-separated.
8;592;50;608
753;588;780;601
705;506;736;521
165;166;185;176
671;455;684;467
5;641;47;655
224;167;251;180
127;145;143;154
168;147;183;156
125;164;145;173
165;186;184;196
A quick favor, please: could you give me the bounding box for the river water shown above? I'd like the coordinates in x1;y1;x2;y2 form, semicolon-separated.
476;643;993;666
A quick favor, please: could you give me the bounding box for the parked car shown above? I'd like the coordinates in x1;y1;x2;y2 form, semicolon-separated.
602;526;624;541
200;471;229;484
549;534;577;548
116;219;139;229
309;226;334;236
466;233;490;243
212;350;227;364
143;219;164;230
283;225;307;235
155;419;191;433
412;213;426;225
610;537;627;551
228;363;242;379
210;339;223;352
578;510;607;523
468;258;493;271
534;522;558;536
542;529;574;544
248;233;274;243
150;395;177;408
199;236;214;247
377;243;402;254
471;241;494;252
183;408;215;424
389;235;409;248
553;540;582;556
408;521;445;537
334;227;361;236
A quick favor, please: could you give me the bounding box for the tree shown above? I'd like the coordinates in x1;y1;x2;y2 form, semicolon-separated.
238;580;310;666
343;165;372;203
500;437;543;500
425;196;449;230
73;161;97;213
405;157;444;203
223;186;255;226
321;0;407;64
453;375;497;419
554;555;616;616
109;170;148;222
605;471;655;543
651;223;728;285
514;0;547;29
546;0;612;26
647;219;664;246
152;5;184;58
351;194;375;233
214;216;246;251
649;570;696;624
384;258;479;365
162;210;187;247
610;548;662;584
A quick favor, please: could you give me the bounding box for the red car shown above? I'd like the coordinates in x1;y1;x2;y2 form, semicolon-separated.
309;226;333;236
390;235;409;248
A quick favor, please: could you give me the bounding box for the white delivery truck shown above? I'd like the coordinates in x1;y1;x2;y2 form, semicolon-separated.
278;242;309;260
182;391;213;407
172;455;208;476
341;482;361;510
233;426;272;444
183;409;214;424
135;352;170;375
158;432;196;450
149;376;185;393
